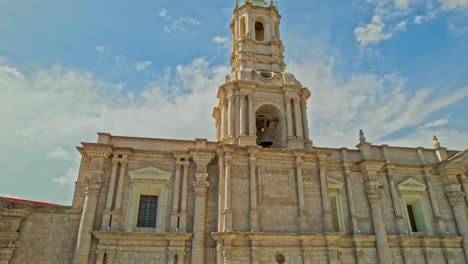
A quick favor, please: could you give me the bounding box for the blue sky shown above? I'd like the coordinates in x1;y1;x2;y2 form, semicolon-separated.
0;0;467;204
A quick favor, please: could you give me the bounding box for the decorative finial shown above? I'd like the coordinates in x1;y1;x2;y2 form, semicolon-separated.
269;0;274;6
235;0;239;7
359;129;367;144
433;135;441;149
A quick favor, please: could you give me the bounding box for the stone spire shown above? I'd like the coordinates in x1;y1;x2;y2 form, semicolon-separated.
433;135;441;149
359;129;367;144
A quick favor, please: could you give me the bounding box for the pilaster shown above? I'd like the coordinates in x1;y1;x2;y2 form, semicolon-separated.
445;184;468;262
364;177;390;264
248;147;260;231
73;144;111;264
295;151;308;231
224;152;233;232
179;160;190;233
342;149;358;234
384;164;405;234
190;150;216;264
318;154;333;232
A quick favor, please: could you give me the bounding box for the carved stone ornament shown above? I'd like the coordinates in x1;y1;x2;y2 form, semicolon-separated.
231;166;249;179
90;159;103;170
85;175;103;194
365;181;382;203
446;190;465;207
193;181;209;197
223;250;234;261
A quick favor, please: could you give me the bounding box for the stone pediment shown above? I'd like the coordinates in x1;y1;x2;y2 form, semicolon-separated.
397;178;426;192
128;167;172;181
447;149;468;165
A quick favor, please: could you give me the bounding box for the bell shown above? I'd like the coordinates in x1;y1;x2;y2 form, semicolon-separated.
259;119;273;148
259;131;273;148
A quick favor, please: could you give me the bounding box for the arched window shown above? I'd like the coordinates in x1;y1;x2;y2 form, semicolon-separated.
240;17;246;37
255;21;264;41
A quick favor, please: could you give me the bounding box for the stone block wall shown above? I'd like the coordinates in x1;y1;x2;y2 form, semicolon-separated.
11;209;81;264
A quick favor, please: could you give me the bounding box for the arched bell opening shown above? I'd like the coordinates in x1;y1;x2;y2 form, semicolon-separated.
255;104;286;148
255;21;265;41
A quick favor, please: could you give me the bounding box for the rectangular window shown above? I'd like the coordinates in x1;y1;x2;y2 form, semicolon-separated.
137;195;158;228
406;205;418;232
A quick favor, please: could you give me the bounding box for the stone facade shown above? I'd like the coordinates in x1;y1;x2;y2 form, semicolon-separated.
1;1;467;263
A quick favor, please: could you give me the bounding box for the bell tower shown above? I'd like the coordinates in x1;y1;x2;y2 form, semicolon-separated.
213;0;313;150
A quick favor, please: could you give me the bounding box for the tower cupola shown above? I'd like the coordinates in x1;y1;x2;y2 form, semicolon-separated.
213;1;313;150
230;0;285;73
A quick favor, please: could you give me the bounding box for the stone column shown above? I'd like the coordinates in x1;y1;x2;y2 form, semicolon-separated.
318;154;333;232
239;93;245;136
101;158;119;229
248;94;255;137
73;147;110;264
461;173;468;205
342;151;358;233
285;97;294;138
423;167;445;234
0;247;15;264
168;251;176;264
296;153;307;231
221;100;226;140
248;147;260;231
300;97;310;142
190;151;215;264
293;98;304;139
95;249;105;264
217;151;226;232
171;161;182;232
224;153;233;232
445;184;468;262
107;250;116;264
385;165;405;234
177;251;186;264
365;180;391;264
105;159;119;210
114;160;128;211
227;92;234;138
234;92;240;138
179;161;190;232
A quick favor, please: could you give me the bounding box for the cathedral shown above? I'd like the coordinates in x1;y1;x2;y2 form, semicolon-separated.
1;1;468;263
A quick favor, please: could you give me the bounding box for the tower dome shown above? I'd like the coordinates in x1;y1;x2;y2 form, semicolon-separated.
248;0;268;7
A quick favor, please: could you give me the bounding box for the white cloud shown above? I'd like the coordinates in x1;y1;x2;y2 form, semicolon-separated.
53;166;79;186
288;56;468;148
164;17;202;33
159;8;169;19
354;15;393;46
440;0;468;10
159;8;201;33
449;22;468;35
395;0;410;10
212;36;231;50
395;20;408;31
48;147;72;161
135;60;153;72
414;15;424;24
95;46;106;53
418;118;449;129
0;58;228;190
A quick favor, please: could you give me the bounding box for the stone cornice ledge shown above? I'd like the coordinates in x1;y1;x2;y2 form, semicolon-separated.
93;231;192;241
